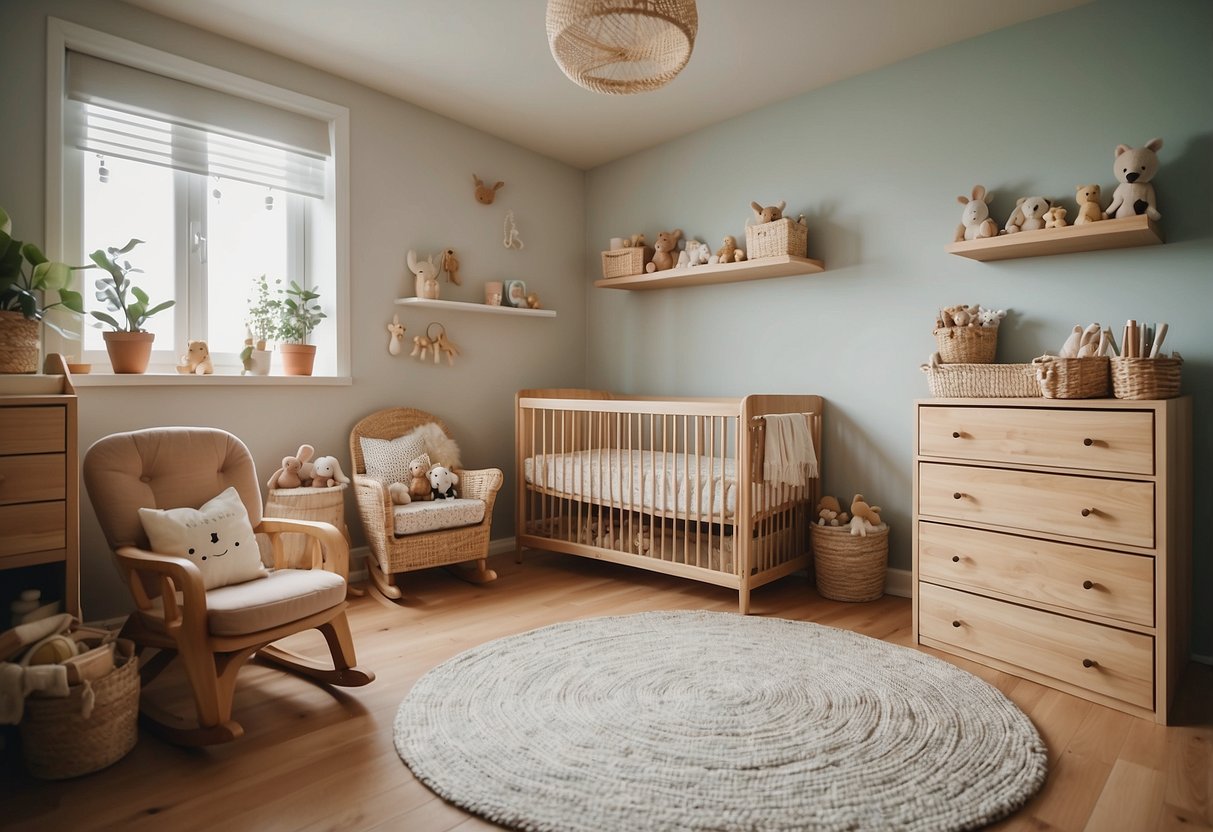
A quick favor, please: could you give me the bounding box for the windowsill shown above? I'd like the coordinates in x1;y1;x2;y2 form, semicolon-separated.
71;372;352;387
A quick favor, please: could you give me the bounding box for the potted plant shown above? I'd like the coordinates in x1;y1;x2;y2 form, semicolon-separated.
240;274;280;376
276;280;325;376
0;206;86;373
89;239;175;374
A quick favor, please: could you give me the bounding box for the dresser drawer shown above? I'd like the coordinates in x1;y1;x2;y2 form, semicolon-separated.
0;454;66;506
918;406;1153;475
0;501;66;557
918;522;1154;626
919;583;1153;709
919;462;1154;548
0;406;66;455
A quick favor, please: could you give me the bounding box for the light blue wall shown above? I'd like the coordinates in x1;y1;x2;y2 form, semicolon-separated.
586;0;1213;652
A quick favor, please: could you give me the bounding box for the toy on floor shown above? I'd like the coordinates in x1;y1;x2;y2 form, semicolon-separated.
1105;138;1163;220
954;185;998;242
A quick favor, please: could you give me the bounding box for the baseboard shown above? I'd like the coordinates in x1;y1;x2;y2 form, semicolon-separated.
884;567;911;598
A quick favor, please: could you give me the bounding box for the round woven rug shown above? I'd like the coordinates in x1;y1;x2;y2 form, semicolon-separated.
395;611;1047;832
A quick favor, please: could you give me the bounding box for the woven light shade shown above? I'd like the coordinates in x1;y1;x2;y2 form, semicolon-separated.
546;0;698;95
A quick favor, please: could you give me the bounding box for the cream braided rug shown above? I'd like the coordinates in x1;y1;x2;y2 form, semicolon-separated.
394;611;1047;831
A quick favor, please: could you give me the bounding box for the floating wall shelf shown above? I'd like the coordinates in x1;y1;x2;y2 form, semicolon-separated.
594;254;825;290
945;215;1163;262
394;297;555;317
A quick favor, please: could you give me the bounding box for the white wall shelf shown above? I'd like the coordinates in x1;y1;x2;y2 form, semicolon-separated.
593;254;825;290
394;297;556;317
945;215;1164;262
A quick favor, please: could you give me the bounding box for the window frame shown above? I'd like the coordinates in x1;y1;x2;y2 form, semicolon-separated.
45;18;351;381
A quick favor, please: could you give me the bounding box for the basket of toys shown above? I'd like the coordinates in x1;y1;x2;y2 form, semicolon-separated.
600;247;647;279
745;217;807;259
932;304;1002;364
810;496;888;602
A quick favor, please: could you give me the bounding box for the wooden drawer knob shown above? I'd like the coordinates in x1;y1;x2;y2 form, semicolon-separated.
1082;580;1095;590
951;555;960;563
952;431;961;438
953;492;964;500
1082;658;1097;668
1083;437;1094;446
1081;508;1094;517
952;620;962;628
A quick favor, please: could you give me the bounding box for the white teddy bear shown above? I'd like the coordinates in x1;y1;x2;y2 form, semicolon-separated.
1004;197;1052;234
427;465;459;500
975;306;1007;328
1105;138;1163;220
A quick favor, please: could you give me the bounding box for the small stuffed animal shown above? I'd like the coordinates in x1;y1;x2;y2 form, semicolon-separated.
1004;196;1051;233
1059;323;1103;358
441;248;461;285
408;454;433;501
954;185;999;242
407;250;441;300
388;482;412;505
714;235;739;264
628;233;646;248
387;315;406;356
1043;206;1068;229
1104;138;1163;220
750;201;786;224
525;293;542;309
850;494;882;526
939;304;978;328
310;456;350;488
975;306;1007;328
677;239;711;268
428;465;459;500
472;174;504;205
176;340;213;375
267;444;315;489
645;229;683;273
1074;184;1104;225
815;495;849;527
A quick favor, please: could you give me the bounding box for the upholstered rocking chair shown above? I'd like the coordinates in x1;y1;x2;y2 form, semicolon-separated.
349;408;503;601
83;427;373;747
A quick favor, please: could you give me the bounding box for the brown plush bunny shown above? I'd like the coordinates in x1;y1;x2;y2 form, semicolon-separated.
267;444;314;489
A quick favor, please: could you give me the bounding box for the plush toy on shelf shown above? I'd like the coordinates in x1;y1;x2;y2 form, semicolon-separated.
713;235;745;264
645;229;683;273
677;239;711;268
954;185;999;242
1003;196;1051;233
1043;206;1068;229
441;248;461;285
1104;138;1163;220
176;340;213;375
310;456;350;488
749;200;786;224
428;465;459;500
267;444;315;489
525;292;542;309
975;305;1007;327
1074;184;1104;225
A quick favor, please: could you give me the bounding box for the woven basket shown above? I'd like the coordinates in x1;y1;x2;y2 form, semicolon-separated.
20;639;139;779
263;484;350;568
745;218;807;259
0;311;39;374
1111;356;1183;399
934;325;997;364
600;247;647;279
1034;355;1110;399
810;523;888;602
921;354;1039;398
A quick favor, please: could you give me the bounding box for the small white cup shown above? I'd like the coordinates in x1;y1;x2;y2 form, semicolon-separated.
609;237;625;250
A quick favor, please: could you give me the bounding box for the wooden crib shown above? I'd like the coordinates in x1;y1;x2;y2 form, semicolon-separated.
515;389;823;613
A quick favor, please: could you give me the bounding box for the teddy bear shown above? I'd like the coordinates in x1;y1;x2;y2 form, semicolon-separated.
677;239;711;268
1043;206;1068;229
713;235;745;264
176;340;213;375
938;304;977;328
645;229;683;273
814;495;850;526
427;465;459;500
1004;196;1051;233
954;185;999;242
310;456;350;488
407;453;433;501
1074;184;1104;225
749;201;786;224
1104;138;1163;220
266;444;315;489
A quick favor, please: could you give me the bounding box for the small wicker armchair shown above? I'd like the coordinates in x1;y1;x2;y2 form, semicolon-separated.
349;408;503;601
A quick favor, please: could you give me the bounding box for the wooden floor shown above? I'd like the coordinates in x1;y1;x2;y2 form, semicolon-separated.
2;551;1210;831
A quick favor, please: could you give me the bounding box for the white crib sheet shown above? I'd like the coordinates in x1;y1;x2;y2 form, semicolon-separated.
524;449;737;519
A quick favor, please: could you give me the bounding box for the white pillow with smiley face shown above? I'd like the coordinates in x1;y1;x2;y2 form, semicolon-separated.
139;486;267;590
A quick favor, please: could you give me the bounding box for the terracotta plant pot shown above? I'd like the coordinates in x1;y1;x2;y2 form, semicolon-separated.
279;343;316;376
0;311;39;373
103;331;155;374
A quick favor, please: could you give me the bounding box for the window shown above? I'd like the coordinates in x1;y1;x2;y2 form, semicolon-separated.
47;20;349;377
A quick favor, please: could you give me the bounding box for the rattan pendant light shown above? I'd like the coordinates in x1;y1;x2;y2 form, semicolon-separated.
546;0;698;95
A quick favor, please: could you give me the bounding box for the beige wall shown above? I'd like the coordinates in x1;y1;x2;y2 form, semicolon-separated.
0;0;586;619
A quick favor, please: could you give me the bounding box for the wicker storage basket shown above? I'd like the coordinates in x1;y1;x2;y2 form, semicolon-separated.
1111;356;1183;399
745;218;807;259
0;311;39;374
921;353;1039;398
1034;355;1110;399
600;247;647;279
20;638;138;779
934;325;998;364
263;483;350;569
810;523;888;602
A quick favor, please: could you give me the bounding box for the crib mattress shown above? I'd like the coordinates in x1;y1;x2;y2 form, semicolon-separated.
524;449;738;519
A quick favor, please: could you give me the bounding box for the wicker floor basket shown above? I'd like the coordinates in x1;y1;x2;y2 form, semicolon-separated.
263;483;350;568
0;311;39;374
810;523;888;602
745;218;807;259
600;247;647;279
1111;356;1183;399
921;354;1039;398
934;325;998;364
1034;355;1111;399
20;639;139;779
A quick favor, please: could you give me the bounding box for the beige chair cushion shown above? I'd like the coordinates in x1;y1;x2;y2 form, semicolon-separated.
392;498;484;536
148;569;346;637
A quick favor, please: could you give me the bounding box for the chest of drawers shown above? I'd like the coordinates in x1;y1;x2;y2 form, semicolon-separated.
913;397;1191;723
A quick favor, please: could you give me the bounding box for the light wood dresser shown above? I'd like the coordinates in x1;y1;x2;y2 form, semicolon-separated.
913;397;1192;724
0;355;80;625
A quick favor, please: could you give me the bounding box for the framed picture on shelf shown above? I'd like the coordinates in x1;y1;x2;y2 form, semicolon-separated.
503;280;527;308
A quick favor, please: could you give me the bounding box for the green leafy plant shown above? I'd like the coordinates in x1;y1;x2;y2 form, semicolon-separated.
276;280;325;344
89;239;175;332
0;205;86;335
244;274;282;348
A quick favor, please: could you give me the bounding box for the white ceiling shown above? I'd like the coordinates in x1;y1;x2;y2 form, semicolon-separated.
120;0;1088;170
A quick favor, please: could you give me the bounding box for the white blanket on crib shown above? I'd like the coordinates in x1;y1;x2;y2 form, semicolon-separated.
763;413;818;486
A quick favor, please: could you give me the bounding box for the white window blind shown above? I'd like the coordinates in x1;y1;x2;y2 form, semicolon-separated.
65;51;330;198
